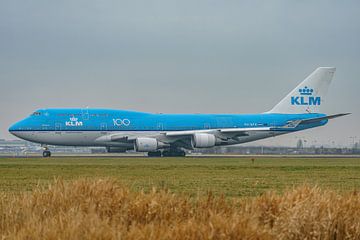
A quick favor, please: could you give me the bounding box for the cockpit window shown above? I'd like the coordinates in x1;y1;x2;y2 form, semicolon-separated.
31;112;41;116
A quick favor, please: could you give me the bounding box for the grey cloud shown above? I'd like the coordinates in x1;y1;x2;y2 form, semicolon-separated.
0;0;359;146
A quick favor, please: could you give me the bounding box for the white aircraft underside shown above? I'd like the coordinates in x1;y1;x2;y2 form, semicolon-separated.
13;130;284;148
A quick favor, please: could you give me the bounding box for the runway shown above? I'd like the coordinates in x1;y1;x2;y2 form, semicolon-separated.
1;153;360;158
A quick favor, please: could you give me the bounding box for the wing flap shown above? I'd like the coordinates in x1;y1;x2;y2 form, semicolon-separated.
165;129;214;137
219;127;271;133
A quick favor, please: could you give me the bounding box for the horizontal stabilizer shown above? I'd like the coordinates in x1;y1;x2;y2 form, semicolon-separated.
281;113;350;129
300;113;350;124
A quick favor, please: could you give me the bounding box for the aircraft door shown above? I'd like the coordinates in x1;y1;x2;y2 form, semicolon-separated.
55;123;61;132
100;123;107;132
157;122;163;131
216;117;233;128
204;123;211;129
82;109;89;120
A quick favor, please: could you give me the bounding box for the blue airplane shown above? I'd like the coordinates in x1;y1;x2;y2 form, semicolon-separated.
9;67;349;157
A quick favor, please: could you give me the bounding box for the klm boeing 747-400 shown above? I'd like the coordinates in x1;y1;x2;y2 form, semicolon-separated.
9;67;349;157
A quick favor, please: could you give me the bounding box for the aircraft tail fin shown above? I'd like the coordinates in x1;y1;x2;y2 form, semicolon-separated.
268;67;336;114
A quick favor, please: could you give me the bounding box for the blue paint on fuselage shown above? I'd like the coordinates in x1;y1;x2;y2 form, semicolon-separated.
8;108;328;132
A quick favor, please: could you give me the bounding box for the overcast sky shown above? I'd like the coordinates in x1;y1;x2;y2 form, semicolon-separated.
0;0;359;147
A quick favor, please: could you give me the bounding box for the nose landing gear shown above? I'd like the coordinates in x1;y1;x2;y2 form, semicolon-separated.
41;145;51;158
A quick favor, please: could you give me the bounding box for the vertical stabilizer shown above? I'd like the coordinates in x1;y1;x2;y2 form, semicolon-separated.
268;67;336;114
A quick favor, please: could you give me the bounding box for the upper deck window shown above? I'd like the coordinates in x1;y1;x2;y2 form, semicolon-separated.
31;112;41;116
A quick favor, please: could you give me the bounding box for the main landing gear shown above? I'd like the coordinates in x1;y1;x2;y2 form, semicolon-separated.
162;149;186;157
147;149;186;157
42;145;51;158
147;151;162;157
42;150;51;157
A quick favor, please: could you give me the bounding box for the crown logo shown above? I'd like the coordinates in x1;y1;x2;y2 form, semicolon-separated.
70;117;78;121
299;86;313;95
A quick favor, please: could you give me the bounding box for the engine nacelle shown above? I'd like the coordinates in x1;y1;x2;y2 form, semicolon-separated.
192;133;216;148
135;137;158;152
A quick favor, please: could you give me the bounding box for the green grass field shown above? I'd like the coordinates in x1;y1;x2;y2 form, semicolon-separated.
0;156;359;196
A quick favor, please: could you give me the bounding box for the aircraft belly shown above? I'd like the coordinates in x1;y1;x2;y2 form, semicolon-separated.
13;131;103;146
13;131;162;147
13;130;289;148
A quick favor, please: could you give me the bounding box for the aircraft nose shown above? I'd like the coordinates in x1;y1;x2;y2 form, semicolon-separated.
8;121;23;137
9;122;18;132
8;118;34;141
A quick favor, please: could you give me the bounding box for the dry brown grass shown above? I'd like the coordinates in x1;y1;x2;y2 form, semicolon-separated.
0;179;360;240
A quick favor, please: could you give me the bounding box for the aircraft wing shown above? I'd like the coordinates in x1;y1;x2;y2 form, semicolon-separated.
162;127;273;145
159;127;273;148
165;127;271;137
95;127;272;145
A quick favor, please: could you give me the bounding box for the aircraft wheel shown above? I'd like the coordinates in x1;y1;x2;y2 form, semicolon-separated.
42;151;51;158
147;151;162;157
162;150;186;157
178;150;186;157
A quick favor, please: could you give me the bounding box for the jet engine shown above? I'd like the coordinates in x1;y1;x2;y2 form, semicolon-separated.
192;133;216;148
135;137;158;152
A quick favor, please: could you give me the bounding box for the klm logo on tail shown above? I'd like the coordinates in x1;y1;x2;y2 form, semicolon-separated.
291;86;321;106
